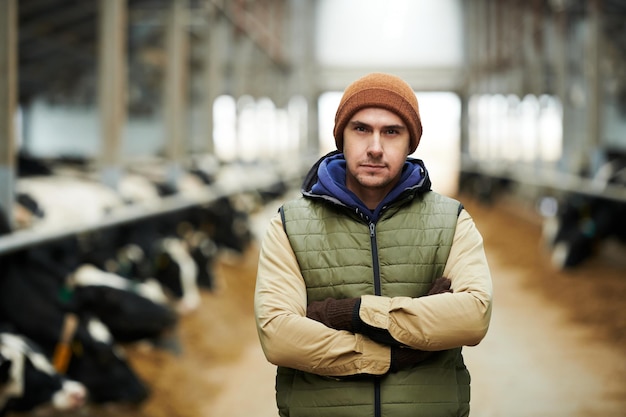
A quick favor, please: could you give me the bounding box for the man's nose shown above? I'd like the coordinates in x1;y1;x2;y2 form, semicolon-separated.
367;132;383;154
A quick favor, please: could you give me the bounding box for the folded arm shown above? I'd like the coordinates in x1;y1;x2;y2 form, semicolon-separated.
254;213;390;377
305;210;493;351
357;209;493;350
254;209;493;377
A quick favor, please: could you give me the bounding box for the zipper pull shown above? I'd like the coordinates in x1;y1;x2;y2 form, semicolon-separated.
369;222;375;237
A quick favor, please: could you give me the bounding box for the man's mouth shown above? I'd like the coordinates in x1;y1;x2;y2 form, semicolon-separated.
361;163;385;169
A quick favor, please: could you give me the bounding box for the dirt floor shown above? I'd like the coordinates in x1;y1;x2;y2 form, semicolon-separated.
13;194;626;417
460;196;626;417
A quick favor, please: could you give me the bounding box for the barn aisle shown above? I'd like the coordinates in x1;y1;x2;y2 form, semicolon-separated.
461;197;626;417
126;242;279;417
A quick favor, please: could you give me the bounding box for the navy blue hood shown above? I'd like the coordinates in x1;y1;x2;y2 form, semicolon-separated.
301;151;432;222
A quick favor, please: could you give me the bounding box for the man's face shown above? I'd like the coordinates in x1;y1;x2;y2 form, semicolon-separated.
343;107;411;208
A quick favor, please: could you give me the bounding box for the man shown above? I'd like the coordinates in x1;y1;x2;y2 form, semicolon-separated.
254;72;493;417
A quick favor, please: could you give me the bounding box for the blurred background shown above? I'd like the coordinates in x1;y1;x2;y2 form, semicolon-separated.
0;1;625;416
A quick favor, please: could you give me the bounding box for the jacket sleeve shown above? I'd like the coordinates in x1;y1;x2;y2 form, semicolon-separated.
254;212;391;376
358;209;493;350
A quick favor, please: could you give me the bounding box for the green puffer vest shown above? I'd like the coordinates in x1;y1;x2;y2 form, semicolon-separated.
278;191;470;417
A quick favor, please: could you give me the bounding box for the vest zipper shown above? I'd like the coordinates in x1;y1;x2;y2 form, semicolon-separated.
369;222;382;296
369;221;382;417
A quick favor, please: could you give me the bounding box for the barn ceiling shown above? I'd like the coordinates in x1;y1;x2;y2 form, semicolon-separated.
15;0;626;110
18;0;211;114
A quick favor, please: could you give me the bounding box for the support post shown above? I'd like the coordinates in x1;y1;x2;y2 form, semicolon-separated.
164;0;190;187
0;0;18;227
98;0;127;189
586;0;603;172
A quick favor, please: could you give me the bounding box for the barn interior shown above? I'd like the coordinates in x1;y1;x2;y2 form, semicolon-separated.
1;1;625;416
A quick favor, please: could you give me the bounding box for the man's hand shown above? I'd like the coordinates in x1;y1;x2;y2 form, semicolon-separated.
306;297;359;331
390;346;434;372
426;276;452;296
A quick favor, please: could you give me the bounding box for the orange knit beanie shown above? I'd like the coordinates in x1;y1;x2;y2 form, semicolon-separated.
333;73;422;154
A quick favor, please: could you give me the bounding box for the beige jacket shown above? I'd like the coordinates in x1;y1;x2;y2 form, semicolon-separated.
254;208;493;377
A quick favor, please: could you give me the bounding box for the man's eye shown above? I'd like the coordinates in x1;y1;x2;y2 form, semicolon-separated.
385;129;398;135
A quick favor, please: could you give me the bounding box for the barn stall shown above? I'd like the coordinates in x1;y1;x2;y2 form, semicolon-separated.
0;154;305;416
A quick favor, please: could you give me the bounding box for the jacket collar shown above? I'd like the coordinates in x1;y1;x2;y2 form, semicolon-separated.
301;151;432;222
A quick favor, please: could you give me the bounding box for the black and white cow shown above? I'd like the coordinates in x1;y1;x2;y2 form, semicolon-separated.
190;197;254;255
0;328;87;416
60;316;150;405
78;215;206;314
68;264;178;343
542;194;626;268
15;157;256;303
13;169;206;314
542;156;626;268
0;247;150;406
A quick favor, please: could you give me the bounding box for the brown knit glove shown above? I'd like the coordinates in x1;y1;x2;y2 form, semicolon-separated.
306;297;360;331
390;347;434;372
427;276;452;295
